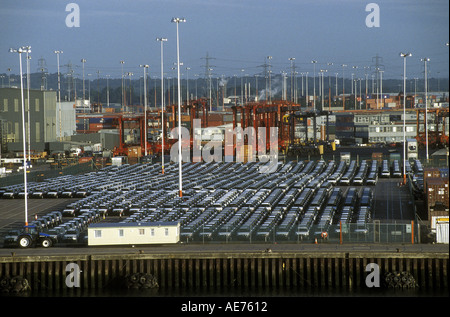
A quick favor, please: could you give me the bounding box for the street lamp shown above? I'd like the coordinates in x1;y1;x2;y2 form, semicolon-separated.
140;64;149;156
9;46;30;226
172;17;186;198
54;50;63;140
421;57;430;162
400;52;412;184
156;37;168;174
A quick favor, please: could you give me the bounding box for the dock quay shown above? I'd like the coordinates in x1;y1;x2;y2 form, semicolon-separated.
0;244;447;294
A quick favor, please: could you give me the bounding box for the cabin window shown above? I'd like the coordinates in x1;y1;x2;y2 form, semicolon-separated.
165;228;169;236
151;229;155;236
139;229;145;235
119;229;124;237
94;230;102;238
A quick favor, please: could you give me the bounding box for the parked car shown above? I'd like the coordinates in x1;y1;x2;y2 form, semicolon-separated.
2;229;21;247
62;229;80;243
46;227;66;242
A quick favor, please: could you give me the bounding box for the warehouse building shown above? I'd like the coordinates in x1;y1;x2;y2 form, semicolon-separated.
0;88;58;144
0;88;79;154
336;110;419;145
87;222;180;246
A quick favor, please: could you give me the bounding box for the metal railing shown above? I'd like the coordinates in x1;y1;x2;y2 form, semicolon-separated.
181;221;424;244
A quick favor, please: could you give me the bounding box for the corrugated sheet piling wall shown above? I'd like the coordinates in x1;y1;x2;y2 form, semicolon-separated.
0;252;447;292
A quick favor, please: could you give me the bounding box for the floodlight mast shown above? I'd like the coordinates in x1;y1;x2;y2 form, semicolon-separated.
400;52;412;185
10;46;30;226
54;50;63;140
421;58;430;162
140;65;149;156
172;17;186;198
156;37;168;174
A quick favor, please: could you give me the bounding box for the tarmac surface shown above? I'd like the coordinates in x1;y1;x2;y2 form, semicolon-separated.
0;240;448;258
0;176;434;257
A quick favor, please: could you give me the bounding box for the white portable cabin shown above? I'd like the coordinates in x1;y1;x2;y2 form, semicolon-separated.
88;221;180;246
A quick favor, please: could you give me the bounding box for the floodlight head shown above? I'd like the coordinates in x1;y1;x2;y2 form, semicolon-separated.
171;17;186;23
156;38;168;42
400;52;412;57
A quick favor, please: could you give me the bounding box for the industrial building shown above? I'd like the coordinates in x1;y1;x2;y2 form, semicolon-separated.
0;88;77;154
336;109;449;146
0;87;57;145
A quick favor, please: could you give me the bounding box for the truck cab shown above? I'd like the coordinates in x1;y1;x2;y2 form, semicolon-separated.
17;225;55;248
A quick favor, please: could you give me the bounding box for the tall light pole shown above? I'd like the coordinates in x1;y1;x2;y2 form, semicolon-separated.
240;68;244;106
289;57;295;102
156;37;168;174
81;59;86;104
267;56;272;103
421;57;430;162
10;47;29;226
305;72;309;107
172;17;186;198
25;47;31;163
120;60;125;112
379;70;384;108
106;74;110;108
81;59;87;130
400;52;412;184
140;65;149;156
342;64;347;110
335;73;339;98
186;66;190;105
54;50;63;140
311;60;317;111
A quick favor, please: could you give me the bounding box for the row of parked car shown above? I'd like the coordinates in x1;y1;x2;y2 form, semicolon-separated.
3;159;377;244
3;208;103;247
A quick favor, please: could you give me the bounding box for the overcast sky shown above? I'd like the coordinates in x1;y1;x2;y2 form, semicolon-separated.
1;0;448;80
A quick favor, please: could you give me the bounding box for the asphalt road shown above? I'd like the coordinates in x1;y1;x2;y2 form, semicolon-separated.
1;241;448;258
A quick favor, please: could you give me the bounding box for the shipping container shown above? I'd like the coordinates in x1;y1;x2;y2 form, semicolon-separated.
372;152;383;163
389;152;401;164
424;168;442;184
127;146;142;158
78;157;93;164
426;178;449;217
112;156;127;166
128;157;139;165
439;168;449;178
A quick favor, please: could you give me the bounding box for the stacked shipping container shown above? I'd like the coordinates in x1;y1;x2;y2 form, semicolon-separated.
424;167;449;222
